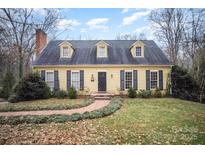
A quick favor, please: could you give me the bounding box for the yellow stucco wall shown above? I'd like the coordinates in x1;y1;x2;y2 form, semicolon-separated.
33;65;171;95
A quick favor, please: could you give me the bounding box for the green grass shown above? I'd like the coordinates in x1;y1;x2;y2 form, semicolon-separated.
0;98;93;112
0;98;205;144
94;98;205;144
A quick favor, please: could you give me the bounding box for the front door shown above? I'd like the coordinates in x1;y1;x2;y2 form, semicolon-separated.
98;72;106;92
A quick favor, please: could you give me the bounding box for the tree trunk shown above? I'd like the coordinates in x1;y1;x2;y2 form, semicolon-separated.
19;53;23;79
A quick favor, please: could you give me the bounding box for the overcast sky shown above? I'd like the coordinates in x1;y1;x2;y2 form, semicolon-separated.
36;8;155;40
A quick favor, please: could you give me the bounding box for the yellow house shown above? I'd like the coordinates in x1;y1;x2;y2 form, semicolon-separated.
33;29;171;95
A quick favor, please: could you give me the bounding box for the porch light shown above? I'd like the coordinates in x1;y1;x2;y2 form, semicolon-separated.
91;74;94;82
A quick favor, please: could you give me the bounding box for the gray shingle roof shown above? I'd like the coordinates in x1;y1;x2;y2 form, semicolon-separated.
33;40;171;66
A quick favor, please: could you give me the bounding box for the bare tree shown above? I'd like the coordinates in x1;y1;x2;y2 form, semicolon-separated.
191;47;205;103
182;9;205;60
0;8;60;79
116;33;147;40
150;9;185;64
0;23;19;80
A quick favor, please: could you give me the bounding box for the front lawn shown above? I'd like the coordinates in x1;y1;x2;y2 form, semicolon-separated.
0;98;93;112
0;98;205;144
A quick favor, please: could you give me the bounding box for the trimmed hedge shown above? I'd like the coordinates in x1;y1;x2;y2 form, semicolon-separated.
128;88;164;99
0;97;123;124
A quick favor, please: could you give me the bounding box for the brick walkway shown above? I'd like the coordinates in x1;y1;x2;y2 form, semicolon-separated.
0;100;110;117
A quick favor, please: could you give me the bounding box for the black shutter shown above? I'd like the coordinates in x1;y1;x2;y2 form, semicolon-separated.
54;70;59;91
67;70;71;90
41;70;45;81
159;70;163;90
133;70;138;90
146;70;150;90
120;70;125;91
80;70;84;91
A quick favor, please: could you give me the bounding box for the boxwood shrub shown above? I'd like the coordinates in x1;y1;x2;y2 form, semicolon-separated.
151;88;162;98
138;90;151;98
68;87;77;99
53;90;68;99
128;88;137;98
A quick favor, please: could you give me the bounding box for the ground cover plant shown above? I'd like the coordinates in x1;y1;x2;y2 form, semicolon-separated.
0;98;93;112
0;97;123;124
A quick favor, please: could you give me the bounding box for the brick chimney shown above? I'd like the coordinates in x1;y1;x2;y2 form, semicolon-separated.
35;29;47;57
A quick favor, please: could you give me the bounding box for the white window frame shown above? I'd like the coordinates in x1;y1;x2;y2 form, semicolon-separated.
98;46;106;57
124;70;133;90
62;47;69;57
61;46;71;58
45;70;54;90
150;70;159;90
71;71;80;90
136;47;142;57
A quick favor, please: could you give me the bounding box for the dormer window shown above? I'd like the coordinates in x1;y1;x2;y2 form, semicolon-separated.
136;47;141;57
59;41;74;58
130;41;144;58
96;40;109;58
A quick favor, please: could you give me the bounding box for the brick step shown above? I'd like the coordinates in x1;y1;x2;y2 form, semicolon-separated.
90;93;114;98
94;96;111;100
92;95;113;98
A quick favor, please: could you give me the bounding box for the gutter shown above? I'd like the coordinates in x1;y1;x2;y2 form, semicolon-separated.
32;64;173;68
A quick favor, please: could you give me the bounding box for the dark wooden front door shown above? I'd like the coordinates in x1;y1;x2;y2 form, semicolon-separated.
98;72;106;92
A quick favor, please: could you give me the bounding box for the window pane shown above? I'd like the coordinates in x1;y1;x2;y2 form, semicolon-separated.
47;72;54;81
150;72;158;89
63;47;69;57
125;72;132;89
72;72;80;89
98;46;106;57
151;72;157;80
136;47;141;56
151;81;157;89
46;72;54;90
